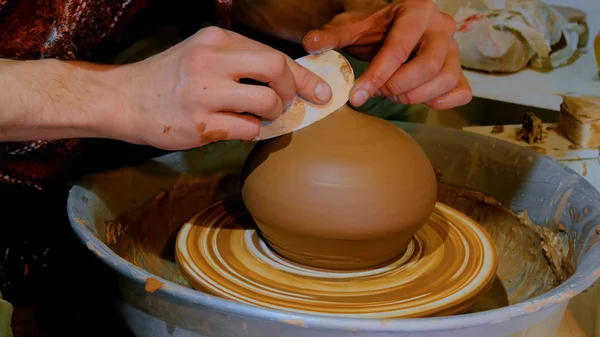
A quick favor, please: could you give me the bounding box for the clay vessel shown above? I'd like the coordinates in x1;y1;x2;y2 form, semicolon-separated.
241;105;437;270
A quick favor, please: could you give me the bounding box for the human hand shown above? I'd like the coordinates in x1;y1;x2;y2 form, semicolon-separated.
110;27;332;150
302;0;472;110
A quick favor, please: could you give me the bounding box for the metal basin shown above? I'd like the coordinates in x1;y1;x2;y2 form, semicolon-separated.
67;122;600;337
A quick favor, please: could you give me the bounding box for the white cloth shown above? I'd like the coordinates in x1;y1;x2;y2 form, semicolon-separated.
442;0;585;72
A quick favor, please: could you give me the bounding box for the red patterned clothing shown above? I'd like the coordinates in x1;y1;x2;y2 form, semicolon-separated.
0;2;235;333
0;0;233;190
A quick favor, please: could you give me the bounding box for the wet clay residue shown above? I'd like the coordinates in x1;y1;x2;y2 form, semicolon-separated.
437;184;574;312
517;212;574;284
105;172;240;286
491;125;504;134
196;123;230;143
528;145;547;154
201;130;230;143
339;61;353;83
338;53;354;83
255;99;307;140
281;99;307;128
145;278;164;293
281;319;306;327
517;112;544;144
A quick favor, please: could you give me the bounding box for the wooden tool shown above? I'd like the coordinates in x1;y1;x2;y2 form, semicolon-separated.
557;95;600;148
255;50;355;141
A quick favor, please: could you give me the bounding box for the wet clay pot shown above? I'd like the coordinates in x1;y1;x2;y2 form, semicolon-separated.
241;105;438;270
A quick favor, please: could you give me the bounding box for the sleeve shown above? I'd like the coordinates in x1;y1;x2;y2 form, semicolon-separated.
0;291;13;337
0;140;83;190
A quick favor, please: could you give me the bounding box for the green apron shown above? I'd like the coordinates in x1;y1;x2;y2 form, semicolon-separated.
0;292;13;337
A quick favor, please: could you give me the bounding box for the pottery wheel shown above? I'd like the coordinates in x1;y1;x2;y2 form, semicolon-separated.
176;195;497;319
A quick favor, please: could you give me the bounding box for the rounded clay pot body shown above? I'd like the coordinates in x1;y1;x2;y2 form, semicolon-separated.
241;105;437;270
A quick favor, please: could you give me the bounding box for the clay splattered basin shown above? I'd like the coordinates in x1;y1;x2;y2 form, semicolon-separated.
67;122;600;337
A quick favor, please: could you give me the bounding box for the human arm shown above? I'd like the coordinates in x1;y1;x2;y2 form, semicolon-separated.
0;59;119;142
233;0;472;110
0;27;331;150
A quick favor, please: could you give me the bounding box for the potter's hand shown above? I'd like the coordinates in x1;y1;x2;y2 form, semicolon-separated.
302;0;472;110
115;27;332;150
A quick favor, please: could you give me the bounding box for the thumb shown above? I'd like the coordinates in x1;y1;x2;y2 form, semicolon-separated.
286;57;333;105
302;21;360;54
